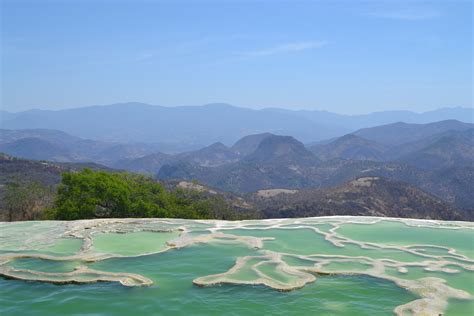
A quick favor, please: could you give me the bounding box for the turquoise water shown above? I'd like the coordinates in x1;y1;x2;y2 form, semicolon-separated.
337;221;474;259
0;217;473;315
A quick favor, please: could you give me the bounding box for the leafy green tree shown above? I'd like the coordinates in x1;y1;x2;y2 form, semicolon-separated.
47;169;258;220
50;169;146;219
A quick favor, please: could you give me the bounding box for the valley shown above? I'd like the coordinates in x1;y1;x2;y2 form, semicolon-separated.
1;111;472;221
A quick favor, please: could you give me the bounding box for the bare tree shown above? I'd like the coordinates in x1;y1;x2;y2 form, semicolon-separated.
4;181;54;221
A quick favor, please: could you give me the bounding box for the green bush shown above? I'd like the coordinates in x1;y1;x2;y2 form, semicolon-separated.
47;169;254;220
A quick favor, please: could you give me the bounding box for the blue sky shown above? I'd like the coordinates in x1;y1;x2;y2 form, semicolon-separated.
1;0;472;114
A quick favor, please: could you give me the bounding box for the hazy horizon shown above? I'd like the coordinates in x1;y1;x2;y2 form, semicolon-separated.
1;101;472;116
1;1;472;114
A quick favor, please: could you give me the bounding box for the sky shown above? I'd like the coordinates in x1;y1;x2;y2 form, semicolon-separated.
1;0;472;114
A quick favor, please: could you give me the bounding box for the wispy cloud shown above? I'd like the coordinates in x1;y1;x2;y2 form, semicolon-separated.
175;34;250;55
366;8;441;20
132;51;156;63
243;41;327;58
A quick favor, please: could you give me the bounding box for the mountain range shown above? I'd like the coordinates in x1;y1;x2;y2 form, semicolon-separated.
1;103;472;147
0;128;164;165
3;118;470;171
309;120;474;169
1;105;473;218
156;120;473;212
0;154;465;221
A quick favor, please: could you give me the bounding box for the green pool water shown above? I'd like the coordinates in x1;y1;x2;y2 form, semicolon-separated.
336;221;474;258
0;217;473;315
90;231;179;256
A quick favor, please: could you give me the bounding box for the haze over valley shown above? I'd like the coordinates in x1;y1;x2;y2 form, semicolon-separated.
1;103;472;221
2;103;472;147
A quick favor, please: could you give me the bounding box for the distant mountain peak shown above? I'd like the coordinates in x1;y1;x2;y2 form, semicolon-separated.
309;133;386;162
246;135;317;164
255;135;307;155
335;134;366;143
207;142;228;149
231;133;274;156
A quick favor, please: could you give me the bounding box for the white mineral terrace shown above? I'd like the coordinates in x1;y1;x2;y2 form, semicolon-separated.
0;216;473;316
